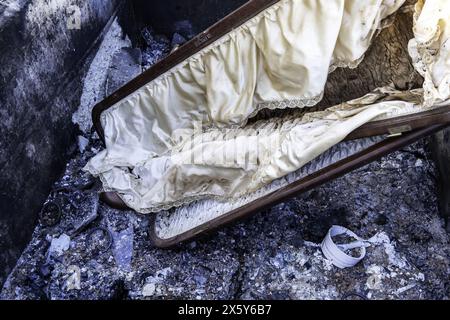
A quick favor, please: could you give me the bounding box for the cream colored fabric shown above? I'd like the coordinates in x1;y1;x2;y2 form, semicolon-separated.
86;0;450;213
92;0;405;168
409;0;450;107
88;88;430;213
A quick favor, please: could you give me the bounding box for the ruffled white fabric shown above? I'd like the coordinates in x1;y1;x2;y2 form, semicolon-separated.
408;0;450;107
85;0;450;213
89;88;430;213
92;0;405;168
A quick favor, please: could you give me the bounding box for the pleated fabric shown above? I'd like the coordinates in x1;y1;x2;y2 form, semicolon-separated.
84;0;449;213
409;0;450;107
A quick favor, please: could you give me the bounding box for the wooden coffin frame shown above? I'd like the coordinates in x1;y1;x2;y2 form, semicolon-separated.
92;0;281;142
91;0;450;247
93;0;450;142
148;124;450;247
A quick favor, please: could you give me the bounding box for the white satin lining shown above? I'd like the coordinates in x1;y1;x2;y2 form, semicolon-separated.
96;0;406;165
85;0;450;213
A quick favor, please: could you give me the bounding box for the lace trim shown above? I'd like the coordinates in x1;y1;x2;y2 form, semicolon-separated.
98;173;229;214
409;0;450;107
98;90;443;214
100;0;391;127
100;0;289;122
95;0;411;213
329;55;366;73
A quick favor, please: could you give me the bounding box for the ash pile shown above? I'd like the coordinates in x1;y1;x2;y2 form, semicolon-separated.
1;19;449;300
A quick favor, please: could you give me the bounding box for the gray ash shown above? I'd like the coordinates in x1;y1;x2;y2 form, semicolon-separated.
140;21;194;70
141;27;171;70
